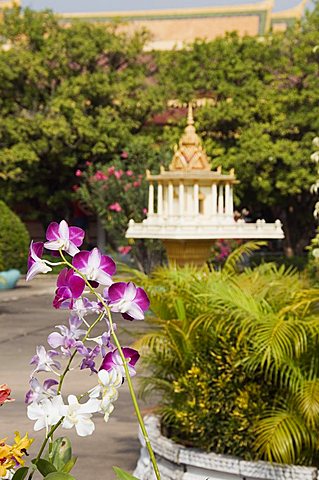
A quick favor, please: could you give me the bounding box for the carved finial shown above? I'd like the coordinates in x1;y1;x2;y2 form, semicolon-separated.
187;102;194;126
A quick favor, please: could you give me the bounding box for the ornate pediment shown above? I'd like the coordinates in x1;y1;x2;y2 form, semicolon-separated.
169;104;211;172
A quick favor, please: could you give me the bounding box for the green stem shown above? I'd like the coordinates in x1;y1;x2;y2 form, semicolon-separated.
107;309;161;480
59;250;161;479
28;419;64;479
30;266;105;474
57;312;104;394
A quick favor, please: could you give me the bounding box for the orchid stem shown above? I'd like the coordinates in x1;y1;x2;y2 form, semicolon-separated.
31;276;104;476
107;310;161;480
57;312;104;394
59;250;161;480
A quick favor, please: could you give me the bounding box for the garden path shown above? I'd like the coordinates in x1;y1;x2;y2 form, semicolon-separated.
0;275;145;480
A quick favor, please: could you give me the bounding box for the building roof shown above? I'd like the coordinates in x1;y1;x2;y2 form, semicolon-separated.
58;0;307;49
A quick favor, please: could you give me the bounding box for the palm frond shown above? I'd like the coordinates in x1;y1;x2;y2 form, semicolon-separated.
295;379;319;429
223;241;266;275
254;408;312;464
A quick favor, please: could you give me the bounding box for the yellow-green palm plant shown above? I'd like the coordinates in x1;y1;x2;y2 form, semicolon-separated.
126;244;319;464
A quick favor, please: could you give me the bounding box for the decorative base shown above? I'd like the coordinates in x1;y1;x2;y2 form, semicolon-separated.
163;239;212;266
134;416;317;480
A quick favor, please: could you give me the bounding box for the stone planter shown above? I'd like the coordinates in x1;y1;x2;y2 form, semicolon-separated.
134;415;319;480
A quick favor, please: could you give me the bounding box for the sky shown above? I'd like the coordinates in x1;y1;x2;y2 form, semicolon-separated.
21;0;312;14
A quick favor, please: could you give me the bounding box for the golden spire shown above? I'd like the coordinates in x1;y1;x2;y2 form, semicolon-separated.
169;102;211;171
187;102;194;125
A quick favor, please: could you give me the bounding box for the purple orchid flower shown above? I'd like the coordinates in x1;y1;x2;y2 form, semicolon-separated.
72;248;116;287
47;316;87;355
30;346;61;374
26;241;52;281
90;331;112;357
25;377;58;405
100;347;140;378
53;268;85;310
76;343;101;373
44;220;85;257
105;282;150;321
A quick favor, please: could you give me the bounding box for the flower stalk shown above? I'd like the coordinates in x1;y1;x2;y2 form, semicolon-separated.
59;250;161;480
23;220;161;480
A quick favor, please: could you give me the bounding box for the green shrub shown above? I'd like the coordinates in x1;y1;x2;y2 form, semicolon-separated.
0;201;30;272
130;244;319;466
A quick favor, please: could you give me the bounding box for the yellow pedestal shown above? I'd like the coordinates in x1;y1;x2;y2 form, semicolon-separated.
163;239;212;266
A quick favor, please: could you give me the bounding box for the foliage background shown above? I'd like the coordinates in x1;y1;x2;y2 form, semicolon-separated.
0;200;30;271
1;6;319;255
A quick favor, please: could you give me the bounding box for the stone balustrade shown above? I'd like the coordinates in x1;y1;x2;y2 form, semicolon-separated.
134;416;319;480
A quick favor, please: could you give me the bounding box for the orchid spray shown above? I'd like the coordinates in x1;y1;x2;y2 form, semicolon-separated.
16;220;161;480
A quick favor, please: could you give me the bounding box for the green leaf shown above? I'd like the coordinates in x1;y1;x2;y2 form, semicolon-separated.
50;437;73;471
44;473;76;480
113;466;140;480
34;459;57;476
11;467;29;480
61;457;77;474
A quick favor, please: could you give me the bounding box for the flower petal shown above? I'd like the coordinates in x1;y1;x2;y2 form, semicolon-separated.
89;248;102;269
26;261;52;282
69;274;85;298
100;351;114;371
125;282;137;301
108;282;127;302
66;241;80;257
78;398;100;414
75;418;95;436
58;220;70;241
123;347;140;367
72;251;90;271
56;268;68;287
46;222;60;241
95;270;113;286
135;287;150;311
100;254;116;276
44;239;64;251
47;332;64;348
69;226;85;247
125;303;145;320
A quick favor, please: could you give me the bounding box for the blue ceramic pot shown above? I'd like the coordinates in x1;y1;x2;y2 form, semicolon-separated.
0;269;20;290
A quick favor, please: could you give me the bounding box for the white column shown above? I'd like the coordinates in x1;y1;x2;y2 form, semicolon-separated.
218;184;224;214
148;183;154;215
225;183;231;215
168;182;174;216
194;183;199;215
179;182;184;216
186;186;193;215
212;184;217;215
229;185;234;215
157;183;163;215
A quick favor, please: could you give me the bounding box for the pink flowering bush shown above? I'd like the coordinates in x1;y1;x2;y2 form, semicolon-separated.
76;162;146;249
5;219;161;480
75;138;168;272
210;239;243;267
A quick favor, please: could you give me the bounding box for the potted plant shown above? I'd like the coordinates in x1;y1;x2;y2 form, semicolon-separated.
130;244;319;479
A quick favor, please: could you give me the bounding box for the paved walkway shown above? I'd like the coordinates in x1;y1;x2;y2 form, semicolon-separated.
0;276;145;479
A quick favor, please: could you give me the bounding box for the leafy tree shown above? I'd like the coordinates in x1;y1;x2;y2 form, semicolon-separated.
0;7;163;224
156;12;319;254
2;5;319;256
